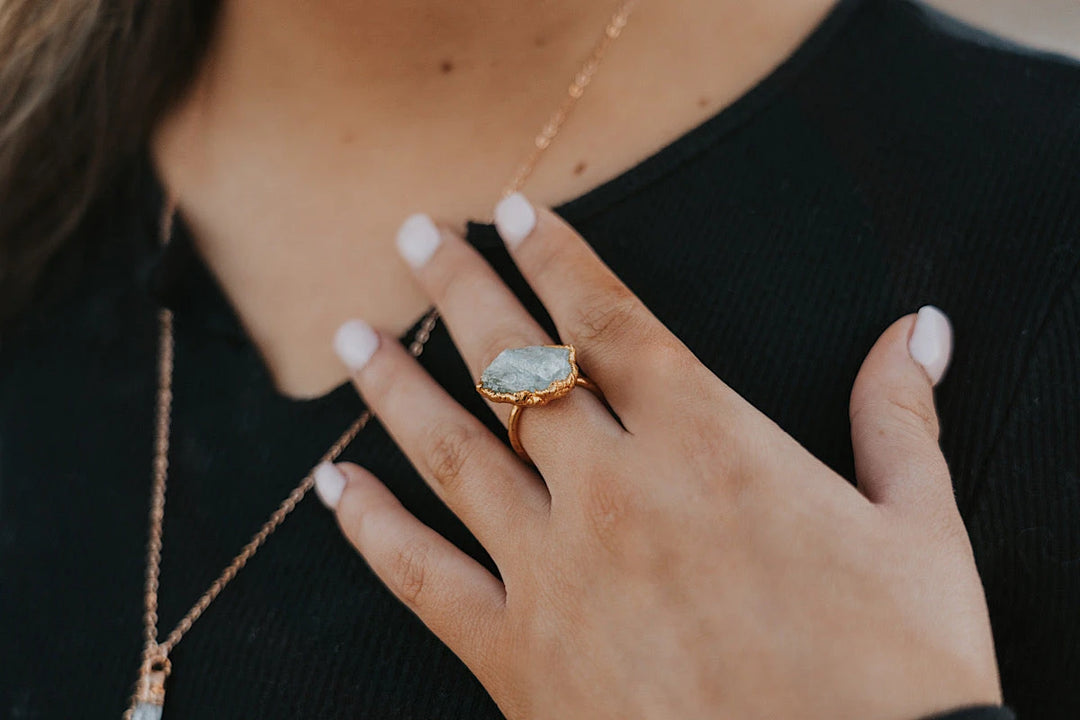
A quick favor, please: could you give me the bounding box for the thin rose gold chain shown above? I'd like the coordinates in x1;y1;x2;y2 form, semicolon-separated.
502;1;636;200
129;1;638;714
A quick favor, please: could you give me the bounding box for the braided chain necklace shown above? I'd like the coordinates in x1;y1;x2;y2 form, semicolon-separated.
126;3;638;717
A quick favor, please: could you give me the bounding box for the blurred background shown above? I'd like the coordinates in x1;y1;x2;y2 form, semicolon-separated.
930;0;1080;57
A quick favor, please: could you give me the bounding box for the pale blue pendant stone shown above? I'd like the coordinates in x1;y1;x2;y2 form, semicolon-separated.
132;703;163;720
480;346;573;395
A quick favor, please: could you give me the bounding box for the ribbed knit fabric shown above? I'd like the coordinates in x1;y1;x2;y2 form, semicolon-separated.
1;0;1077;717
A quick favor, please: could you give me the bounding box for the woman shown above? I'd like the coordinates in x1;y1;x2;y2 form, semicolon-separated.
0;0;1076;717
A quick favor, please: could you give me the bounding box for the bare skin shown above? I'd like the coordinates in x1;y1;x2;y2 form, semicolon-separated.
151;0;838;398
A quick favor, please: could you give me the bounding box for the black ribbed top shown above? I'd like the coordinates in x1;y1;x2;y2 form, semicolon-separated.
1;0;1077;717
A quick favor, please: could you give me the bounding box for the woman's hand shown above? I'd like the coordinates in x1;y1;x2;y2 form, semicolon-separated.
315;194;1002;720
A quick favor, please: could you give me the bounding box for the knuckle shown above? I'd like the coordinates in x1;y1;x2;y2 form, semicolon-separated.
570;288;645;345
886;391;940;439
681;410;756;500
678;413;730;470
642;337;697;383
390;538;433;607
424;420;477;494
580;472;636;550
850;390;940;441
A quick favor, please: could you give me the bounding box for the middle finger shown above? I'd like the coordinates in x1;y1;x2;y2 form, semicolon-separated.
393;213;622;470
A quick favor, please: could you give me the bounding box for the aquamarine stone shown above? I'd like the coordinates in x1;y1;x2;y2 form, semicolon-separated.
480;346;573;395
132;703;163;720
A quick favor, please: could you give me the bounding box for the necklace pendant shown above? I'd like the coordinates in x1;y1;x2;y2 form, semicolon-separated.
132;700;164;720
126;652;170;720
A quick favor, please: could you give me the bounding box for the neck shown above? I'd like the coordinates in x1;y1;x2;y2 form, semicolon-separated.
152;0;641;243
201;0;624;111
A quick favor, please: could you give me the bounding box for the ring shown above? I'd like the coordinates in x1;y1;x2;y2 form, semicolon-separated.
476;344;604;465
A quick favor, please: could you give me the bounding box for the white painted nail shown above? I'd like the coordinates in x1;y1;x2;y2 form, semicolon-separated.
494;192;537;248
908;305;953;386
395;213;441;268
333;319;379;371
314;462;347;510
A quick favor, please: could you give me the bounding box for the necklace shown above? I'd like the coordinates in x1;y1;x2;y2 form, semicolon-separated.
126;3;638;718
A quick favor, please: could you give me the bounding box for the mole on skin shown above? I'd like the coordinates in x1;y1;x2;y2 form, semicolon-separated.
573;161;588;176
440;59;454;74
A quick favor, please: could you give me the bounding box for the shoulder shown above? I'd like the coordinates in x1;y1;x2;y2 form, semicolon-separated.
798;0;1080;169
849;0;1080;99
792;0;1080;311
800;0;1080;162
0;154;158;407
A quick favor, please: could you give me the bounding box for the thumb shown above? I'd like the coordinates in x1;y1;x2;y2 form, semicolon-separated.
849;305;955;511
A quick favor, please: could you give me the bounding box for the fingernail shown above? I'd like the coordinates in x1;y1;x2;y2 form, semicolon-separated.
494;192;537;248
314;462;347;509
908;305;953;386
395;213;441;268
333;319;379;371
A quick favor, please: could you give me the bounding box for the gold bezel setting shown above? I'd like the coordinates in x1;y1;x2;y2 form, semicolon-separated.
476;344;580;407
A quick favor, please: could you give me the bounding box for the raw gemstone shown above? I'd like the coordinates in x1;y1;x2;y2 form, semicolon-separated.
132;703;163;720
480;345;573;396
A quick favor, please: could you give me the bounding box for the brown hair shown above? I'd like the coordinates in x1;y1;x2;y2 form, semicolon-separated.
0;0;220;323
